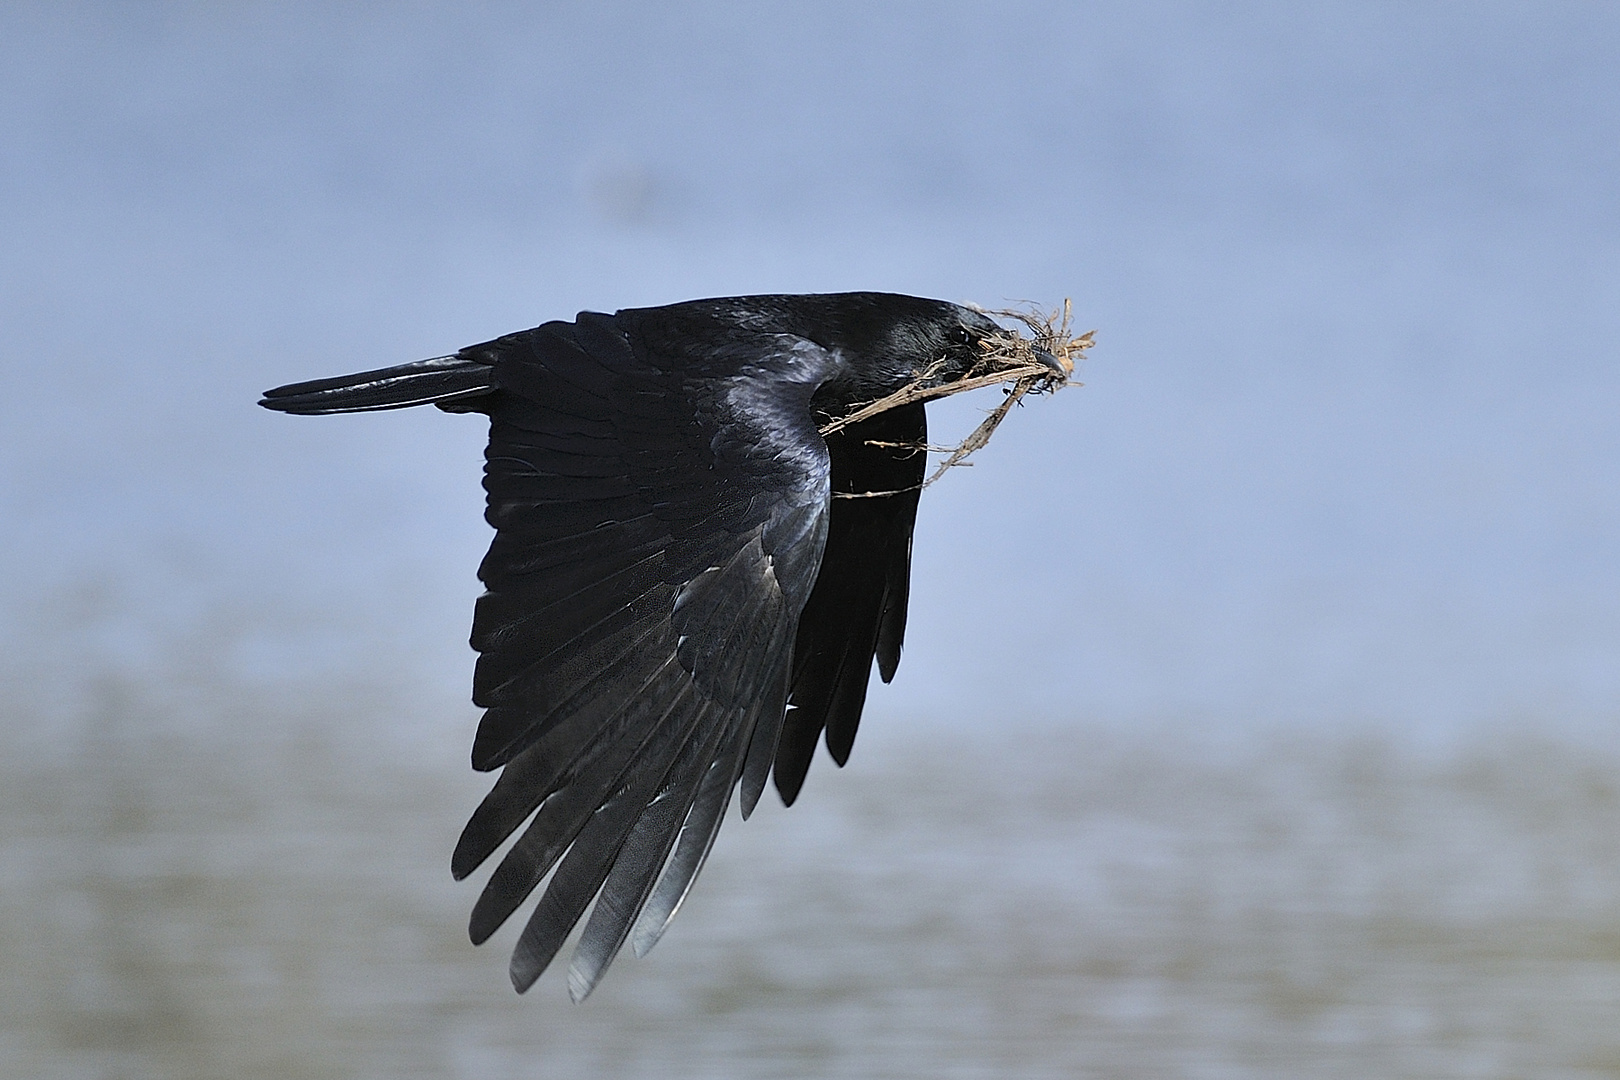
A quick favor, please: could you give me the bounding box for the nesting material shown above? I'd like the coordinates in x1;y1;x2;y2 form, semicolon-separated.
820;300;1093;497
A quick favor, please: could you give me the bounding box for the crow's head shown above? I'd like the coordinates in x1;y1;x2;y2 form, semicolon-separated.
788;292;1057;404
662;291;1067;410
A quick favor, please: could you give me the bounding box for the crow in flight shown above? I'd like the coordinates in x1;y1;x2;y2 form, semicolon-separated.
260;292;1067;1000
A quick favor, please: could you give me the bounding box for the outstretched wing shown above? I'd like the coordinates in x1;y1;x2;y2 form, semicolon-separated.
774;404;927;805
448;312;838;1000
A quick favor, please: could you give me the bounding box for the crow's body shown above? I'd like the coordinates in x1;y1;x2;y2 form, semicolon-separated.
261;292;1038;999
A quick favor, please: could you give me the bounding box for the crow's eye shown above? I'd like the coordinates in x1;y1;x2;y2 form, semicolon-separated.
951;326;972;345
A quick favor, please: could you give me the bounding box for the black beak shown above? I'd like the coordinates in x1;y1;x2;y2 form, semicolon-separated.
1034;348;1069;377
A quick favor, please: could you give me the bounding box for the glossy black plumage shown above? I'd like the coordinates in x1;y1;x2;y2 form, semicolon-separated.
260;292;1015;999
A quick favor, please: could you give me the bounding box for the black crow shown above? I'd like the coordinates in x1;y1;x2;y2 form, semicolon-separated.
260;291;1069;1000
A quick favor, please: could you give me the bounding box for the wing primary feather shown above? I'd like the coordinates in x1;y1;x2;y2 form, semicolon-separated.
873;535;914;683
687;556;792;820
822;648;876;768
474;549;775;948
566;709;736;1001
468;663;690;943
773;613;866;801
471;555;673;679
452;631;679;880
738;654;793;819
469;602;677;771
477;519;667;587
630;720;747;958
770;706;821;807
769;404;924;797
508;692;715;992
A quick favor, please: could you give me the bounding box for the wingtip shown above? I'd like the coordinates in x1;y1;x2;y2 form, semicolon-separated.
469;906;500;947
451;814;497;882
509;947;548;995
738;778;763;819
566;964;597;1003
772;768;805;807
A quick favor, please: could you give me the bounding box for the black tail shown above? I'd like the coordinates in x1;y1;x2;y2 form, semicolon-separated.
259;355;496;415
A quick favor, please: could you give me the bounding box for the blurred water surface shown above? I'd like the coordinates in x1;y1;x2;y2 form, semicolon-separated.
4;660;1619;1079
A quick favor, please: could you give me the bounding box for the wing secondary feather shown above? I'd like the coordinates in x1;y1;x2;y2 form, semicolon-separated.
775;403;926;805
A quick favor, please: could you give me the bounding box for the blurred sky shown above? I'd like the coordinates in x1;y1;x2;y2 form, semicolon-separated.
1;1;1616;738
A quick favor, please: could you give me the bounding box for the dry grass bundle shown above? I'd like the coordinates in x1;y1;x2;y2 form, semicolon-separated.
821;300;1093;498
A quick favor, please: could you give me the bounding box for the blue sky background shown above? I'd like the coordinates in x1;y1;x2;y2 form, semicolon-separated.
2;1;1616;739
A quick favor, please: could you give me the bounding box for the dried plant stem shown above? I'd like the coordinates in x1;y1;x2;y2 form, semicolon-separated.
818;359;1060;439
919;373;1043;487
822;300;1093;500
